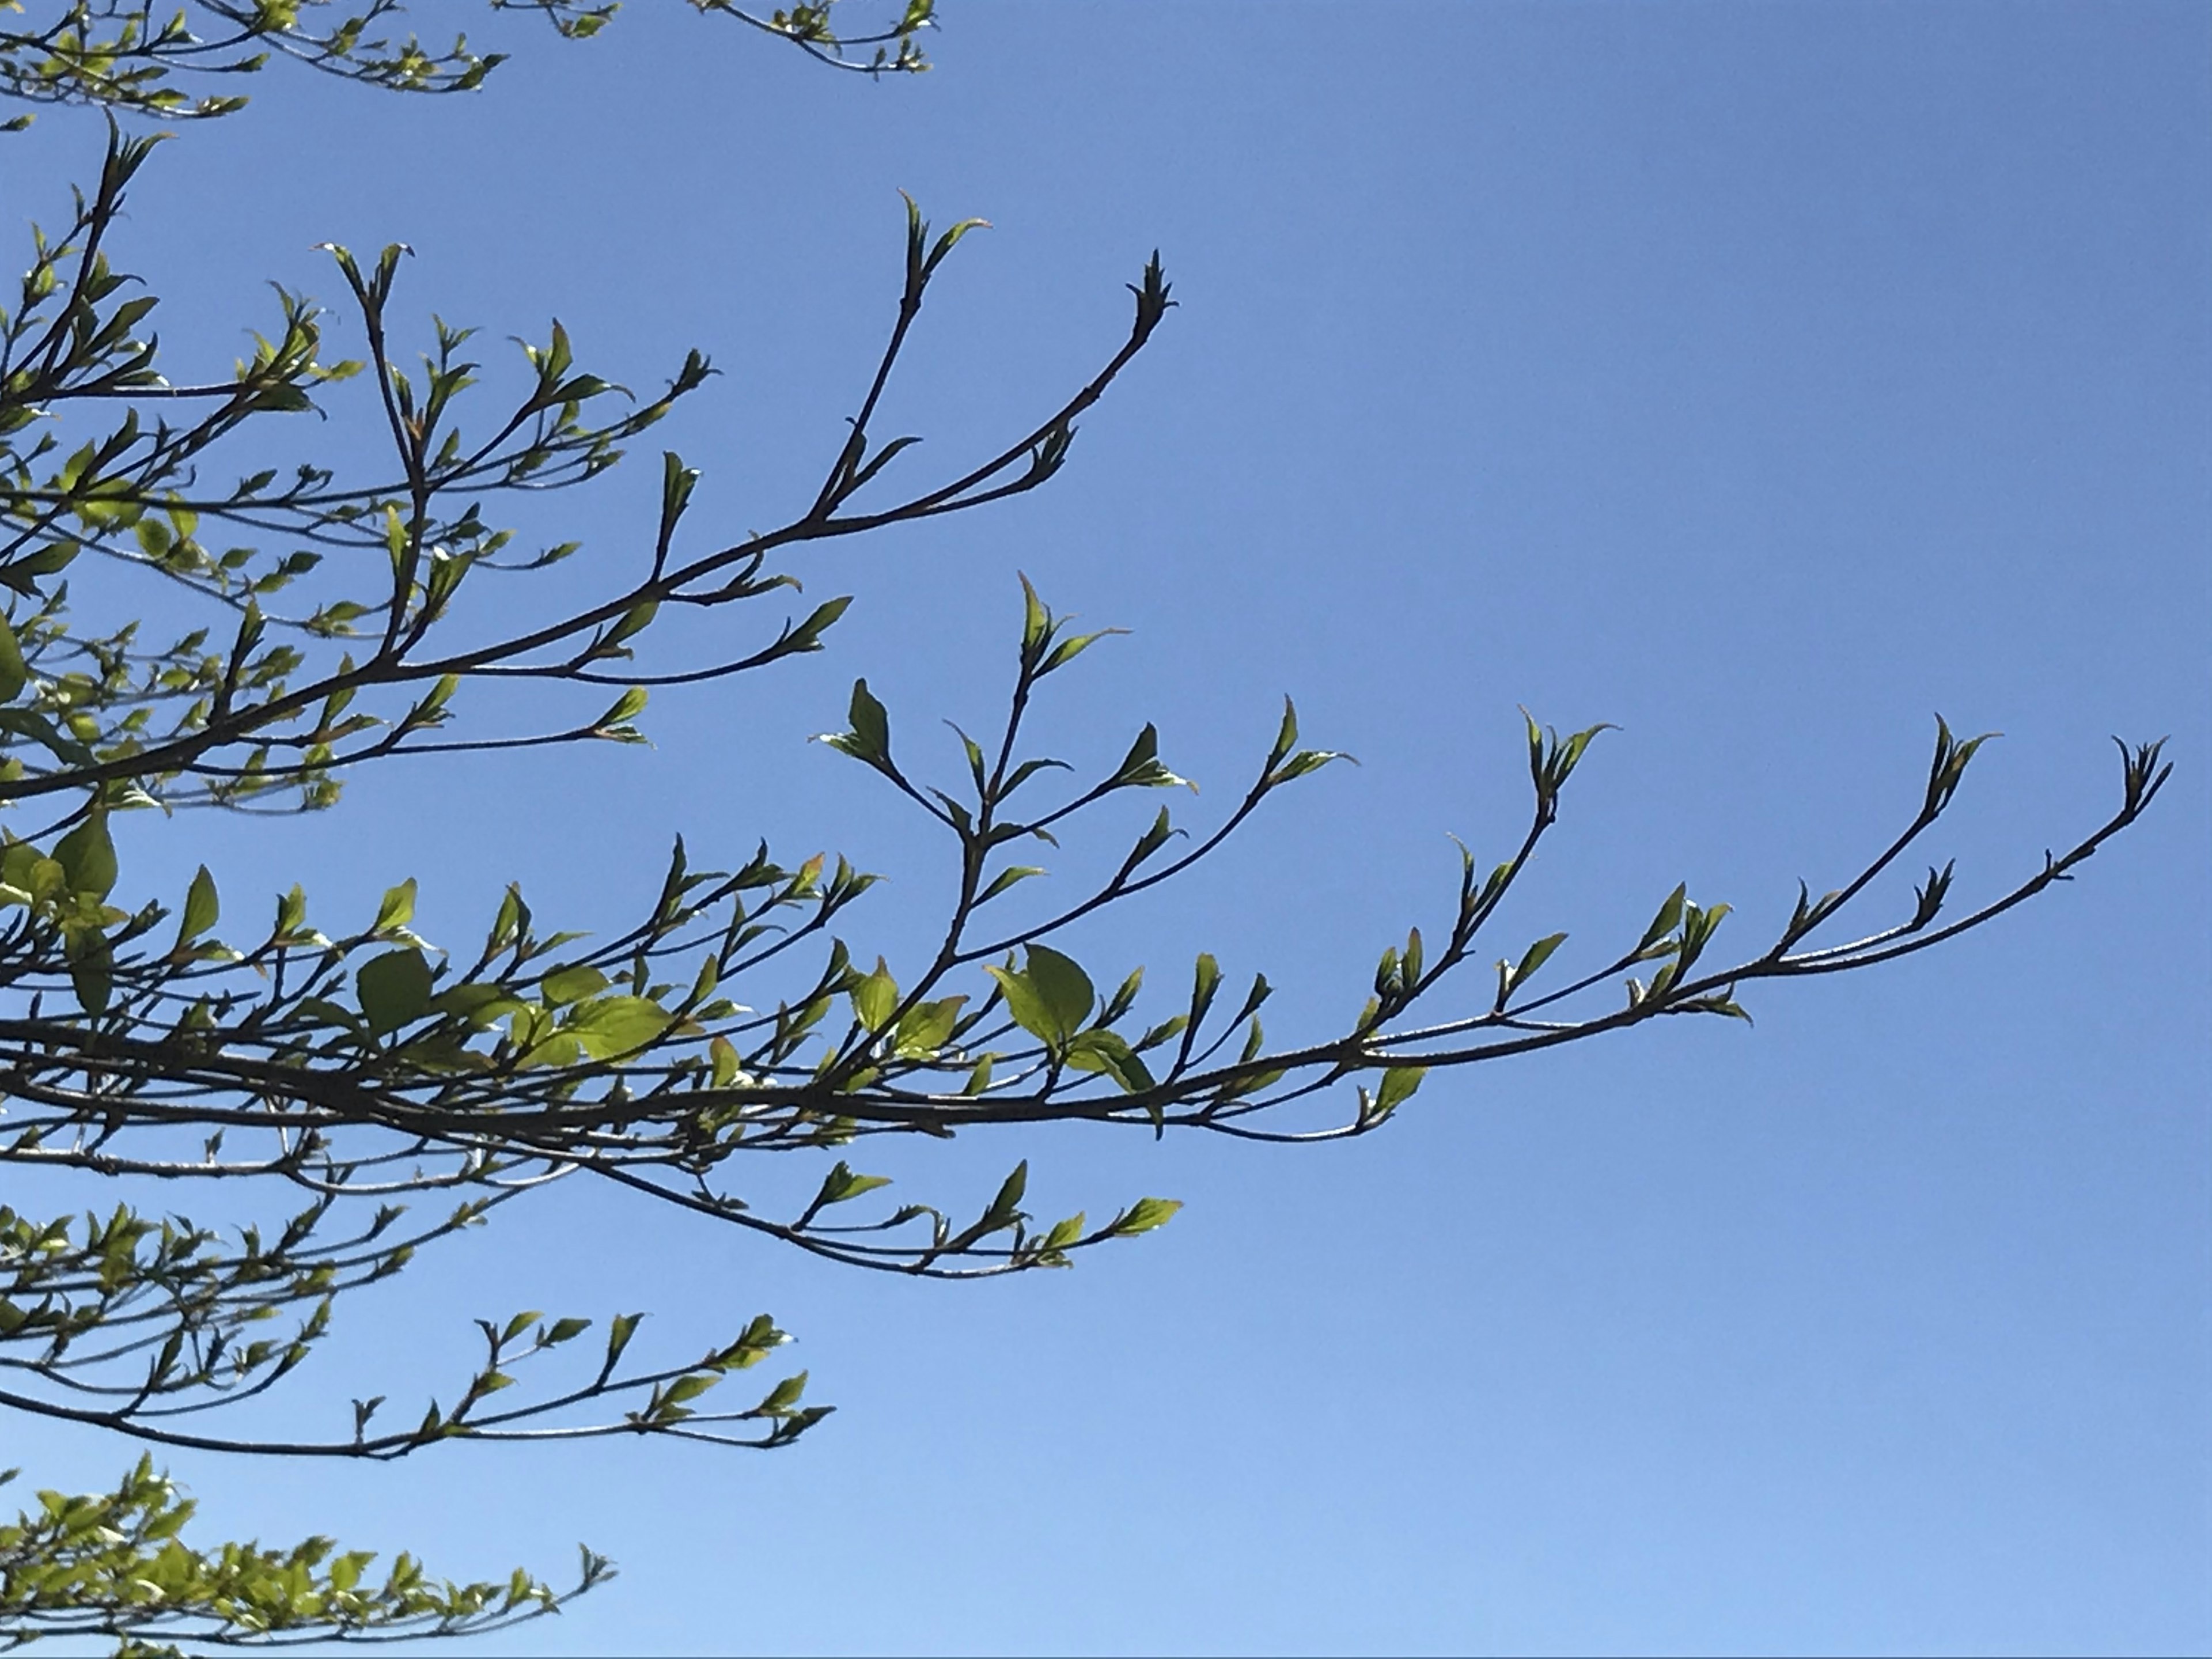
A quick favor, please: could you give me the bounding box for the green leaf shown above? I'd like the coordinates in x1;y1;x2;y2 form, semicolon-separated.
53;813;116;902
1020;574;1050;652
851;957;899;1032
1515;931;1567;984
1269;747;1350;784
0;839;39;895
430;983;523;1027
1268;697;1300;767
661;1372;719;1408
757;1370;809;1414
540;963;609;1006
1065;1028;1156;1093
1232;972;1274;1024
985;1160;1029;1221
66;929;111;1017
597;685;649;729
977;865;1046;904
275;884;310;938
784;595;850;653
658;451;698;532
984;963;1046;1040
563;996;675;1059
988;945;1095;1048
1109;1196;1182;1237
848;679;890;759
1637;884;1687;955
1107;722;1194;790
0;707;90;766
1022;944;1094;1038
1101;965;1145;1025
1188;952;1222;1028
1040;1213;1087;1253
1039;626;1121;676
893;994;966;1057
923;215;990;278
1365;1066;1425;1125
605;1312;642;1369
1676;993;1753;1022
373;878;417;934
178;865;219;942
356;949;434;1035
0;612;26;704
709;1034;745;1088
809;1160;892;1211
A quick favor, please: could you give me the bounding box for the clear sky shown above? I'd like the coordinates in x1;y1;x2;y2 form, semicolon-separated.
12;3;2210;1654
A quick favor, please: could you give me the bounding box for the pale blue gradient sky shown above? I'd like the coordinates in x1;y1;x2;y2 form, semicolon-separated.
12;4;2210;1654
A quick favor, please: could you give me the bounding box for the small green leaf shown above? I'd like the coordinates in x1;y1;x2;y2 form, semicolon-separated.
541;964;610;1006
851;957;900;1032
275;884;309;937
1040;1213;1086;1253
0;612;26;704
1189;952;1222;1028
1268;697;1300;767
605;1312;642;1369
1515;932;1567;984
597;685;649;729
1018;574;1051;652
430;983;523;1025
982;971;1042;1048
810;1160;893;1211
757;1371;809;1414
53;812;116;901
784;594;850;652
893;994;966;1056
1637;884;1687;955
178;865;219;942
373;878;417;934
67;929;111;1017
709;1034;744;1088
563;996;675;1059
1110;1197;1182;1237
661;1372;719;1408
1371;1066;1425;1120
989;945;1097;1048
607;597;660;649
357;949;434;1035
985;1160;1029;1221
1107;722;1194;790
977;865;1046;905
1023;944;1094;1039
1065;1028;1156;1093
923;215;990;277
849;679;890;758
1101;965;1145;1025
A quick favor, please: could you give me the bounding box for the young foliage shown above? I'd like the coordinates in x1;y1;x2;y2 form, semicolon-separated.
0;2;2172;1651
0;1456;605;1650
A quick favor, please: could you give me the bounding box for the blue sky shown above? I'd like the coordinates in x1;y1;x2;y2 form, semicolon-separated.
12;3;2210;1654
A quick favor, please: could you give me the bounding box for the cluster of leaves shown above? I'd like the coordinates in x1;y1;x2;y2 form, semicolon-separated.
0;2;2172;1652
0;0;930;126
0;139;1159;830
0;73;1184;1647
694;0;938;74
0;1456;603;1652
0;1188;824;1458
